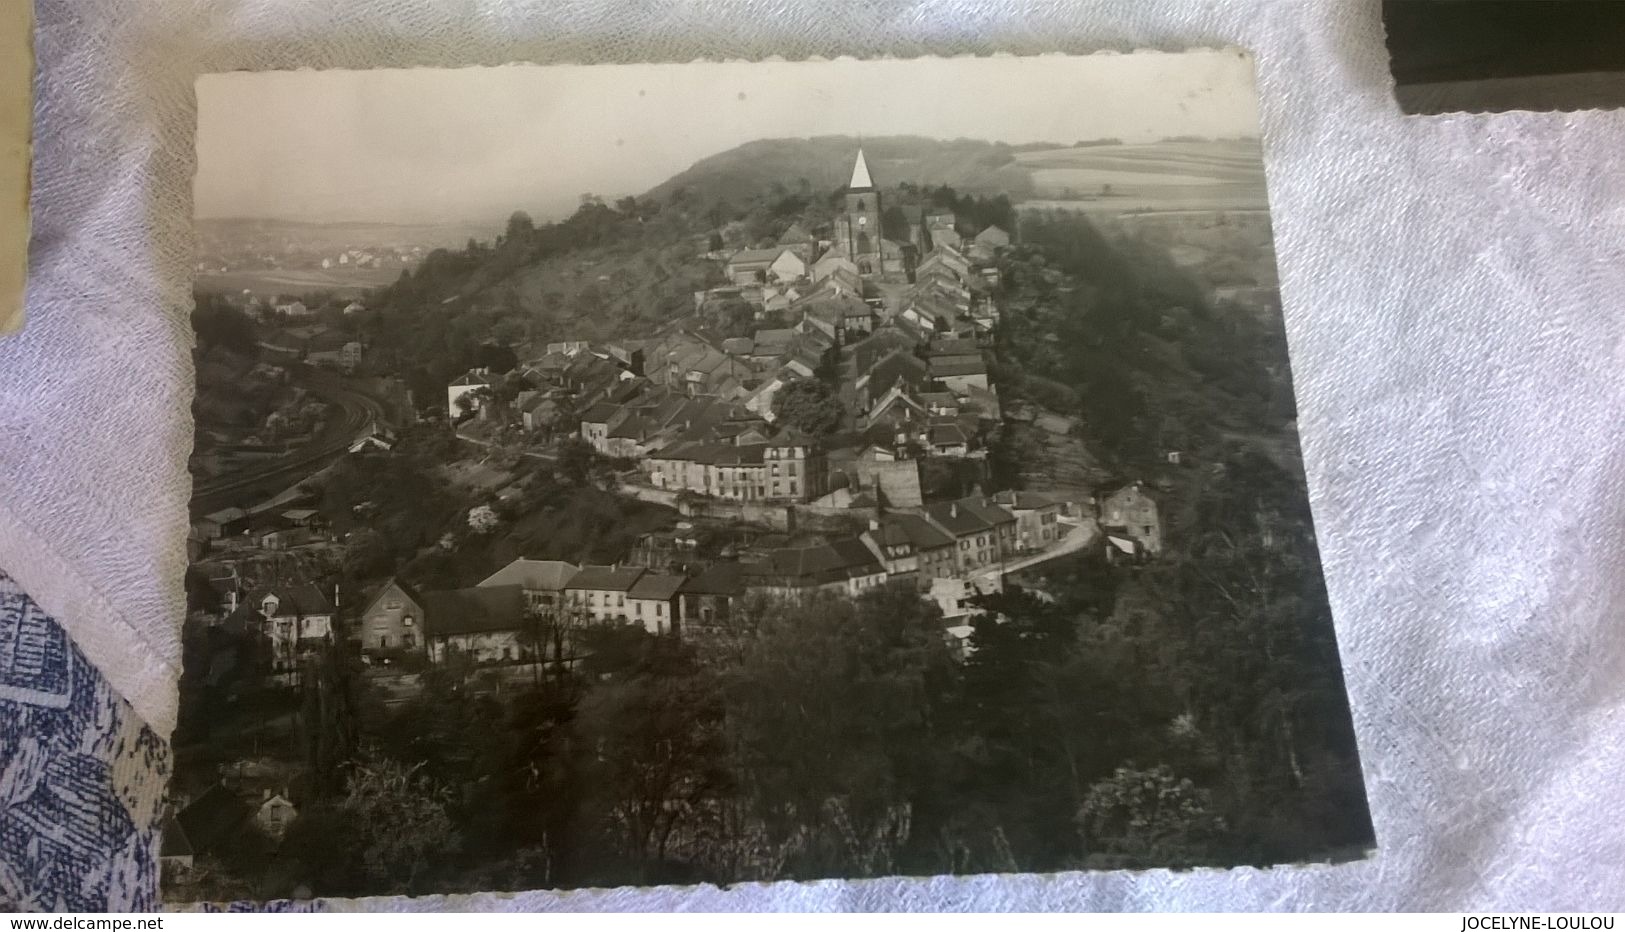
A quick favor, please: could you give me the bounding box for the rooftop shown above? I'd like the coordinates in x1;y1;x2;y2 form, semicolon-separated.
422;585;527;637
566;564;646;593
627;573;687;601
478;558;579;593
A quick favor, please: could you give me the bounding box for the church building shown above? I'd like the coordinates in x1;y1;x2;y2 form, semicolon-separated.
831;149;912;282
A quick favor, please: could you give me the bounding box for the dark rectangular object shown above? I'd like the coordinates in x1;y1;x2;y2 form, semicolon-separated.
1385;0;1625;113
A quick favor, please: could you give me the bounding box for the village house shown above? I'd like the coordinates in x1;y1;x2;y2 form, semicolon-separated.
478;558;579;615
992;489;1078;552
348;425;396;454
974;224;1012;250
563;564;647;624
811;253;860;284
856;349;930;413
254;792;298;844
169;785;250;869
626;573;686;635
741;539;888;600
725;247;789;285
923;212;961;252
930;574;1005;623
925;422;971;457
776;222;818;263
859;513;957;590
768;249;808;283
646;432;827;503
422;585;530;664
678;562;746;630
928;350;991;394
1100;482;1162;556
194;506;250;540
241;584;336;673
921;496;1018;574
446;368;492;419
358;577;426;656
917;244;972;282
521;393;566;433
577;401;613;449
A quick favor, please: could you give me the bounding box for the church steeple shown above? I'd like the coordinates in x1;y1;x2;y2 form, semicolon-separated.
849;148;875;192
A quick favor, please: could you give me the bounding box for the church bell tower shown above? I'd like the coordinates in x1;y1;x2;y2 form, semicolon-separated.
841;148;883;274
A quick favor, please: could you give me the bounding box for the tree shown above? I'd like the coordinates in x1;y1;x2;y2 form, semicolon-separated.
474;343;519;375
192;299;259;358
453;386;491;417
335;749;460;894
1076;764;1222;869
723;587;954;879
555;436;602;488
573;639;729;878
341;528;394;579
707;231;725;253
770;379;845;438
506;210;536;243
467;504;501;535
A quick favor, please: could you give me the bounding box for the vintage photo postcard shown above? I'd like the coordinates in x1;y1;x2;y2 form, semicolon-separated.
171;51;1374;902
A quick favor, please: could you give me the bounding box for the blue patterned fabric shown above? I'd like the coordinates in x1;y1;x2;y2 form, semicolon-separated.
0;572;168;911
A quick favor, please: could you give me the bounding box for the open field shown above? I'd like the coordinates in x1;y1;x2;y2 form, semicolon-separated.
194;267;402;298
1014;138;1267;215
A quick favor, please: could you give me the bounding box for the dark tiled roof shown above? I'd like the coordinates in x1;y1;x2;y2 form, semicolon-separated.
249;584;334;617
960;497;1017;527
566;564;645;592
924;500;993;537
885;513;955;550
993;490;1073;510
627;573;686;601
478;559;578;592
730;247;787;265
176;785;249;856
827;537;884;574
422;585;527;637
366;578;427;616
680;562;745;596
609;415;649;440
579;401;621;424
652;442;768;467
865;349;929;387
930;355;988;378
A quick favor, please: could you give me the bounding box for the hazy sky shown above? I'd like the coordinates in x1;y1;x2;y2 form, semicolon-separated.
195;52;1260;226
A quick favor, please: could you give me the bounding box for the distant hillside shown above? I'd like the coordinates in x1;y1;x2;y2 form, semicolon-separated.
643;135;1041;208
644;135;1266;218
197;217;497;252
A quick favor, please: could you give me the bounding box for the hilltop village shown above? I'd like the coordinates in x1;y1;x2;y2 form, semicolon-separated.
187;151;1163;677
171;150;1197;892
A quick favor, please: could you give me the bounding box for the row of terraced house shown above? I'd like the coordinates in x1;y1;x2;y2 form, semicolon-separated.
343;482;1166;667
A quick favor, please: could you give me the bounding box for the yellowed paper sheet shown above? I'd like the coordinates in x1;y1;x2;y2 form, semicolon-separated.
0;0;32;336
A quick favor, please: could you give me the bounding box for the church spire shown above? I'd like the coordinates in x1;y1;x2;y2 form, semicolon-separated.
849;148;875;191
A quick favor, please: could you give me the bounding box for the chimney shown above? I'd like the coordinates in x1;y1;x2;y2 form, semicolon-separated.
950;503;959;518
868;518;881;532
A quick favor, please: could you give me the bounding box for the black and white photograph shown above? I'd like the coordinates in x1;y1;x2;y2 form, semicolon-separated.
168;51;1374;902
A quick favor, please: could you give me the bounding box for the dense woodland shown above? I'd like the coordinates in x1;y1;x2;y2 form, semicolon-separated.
176;169;1371;900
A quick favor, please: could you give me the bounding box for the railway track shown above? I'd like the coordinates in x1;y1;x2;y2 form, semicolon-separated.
191;368;389;515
